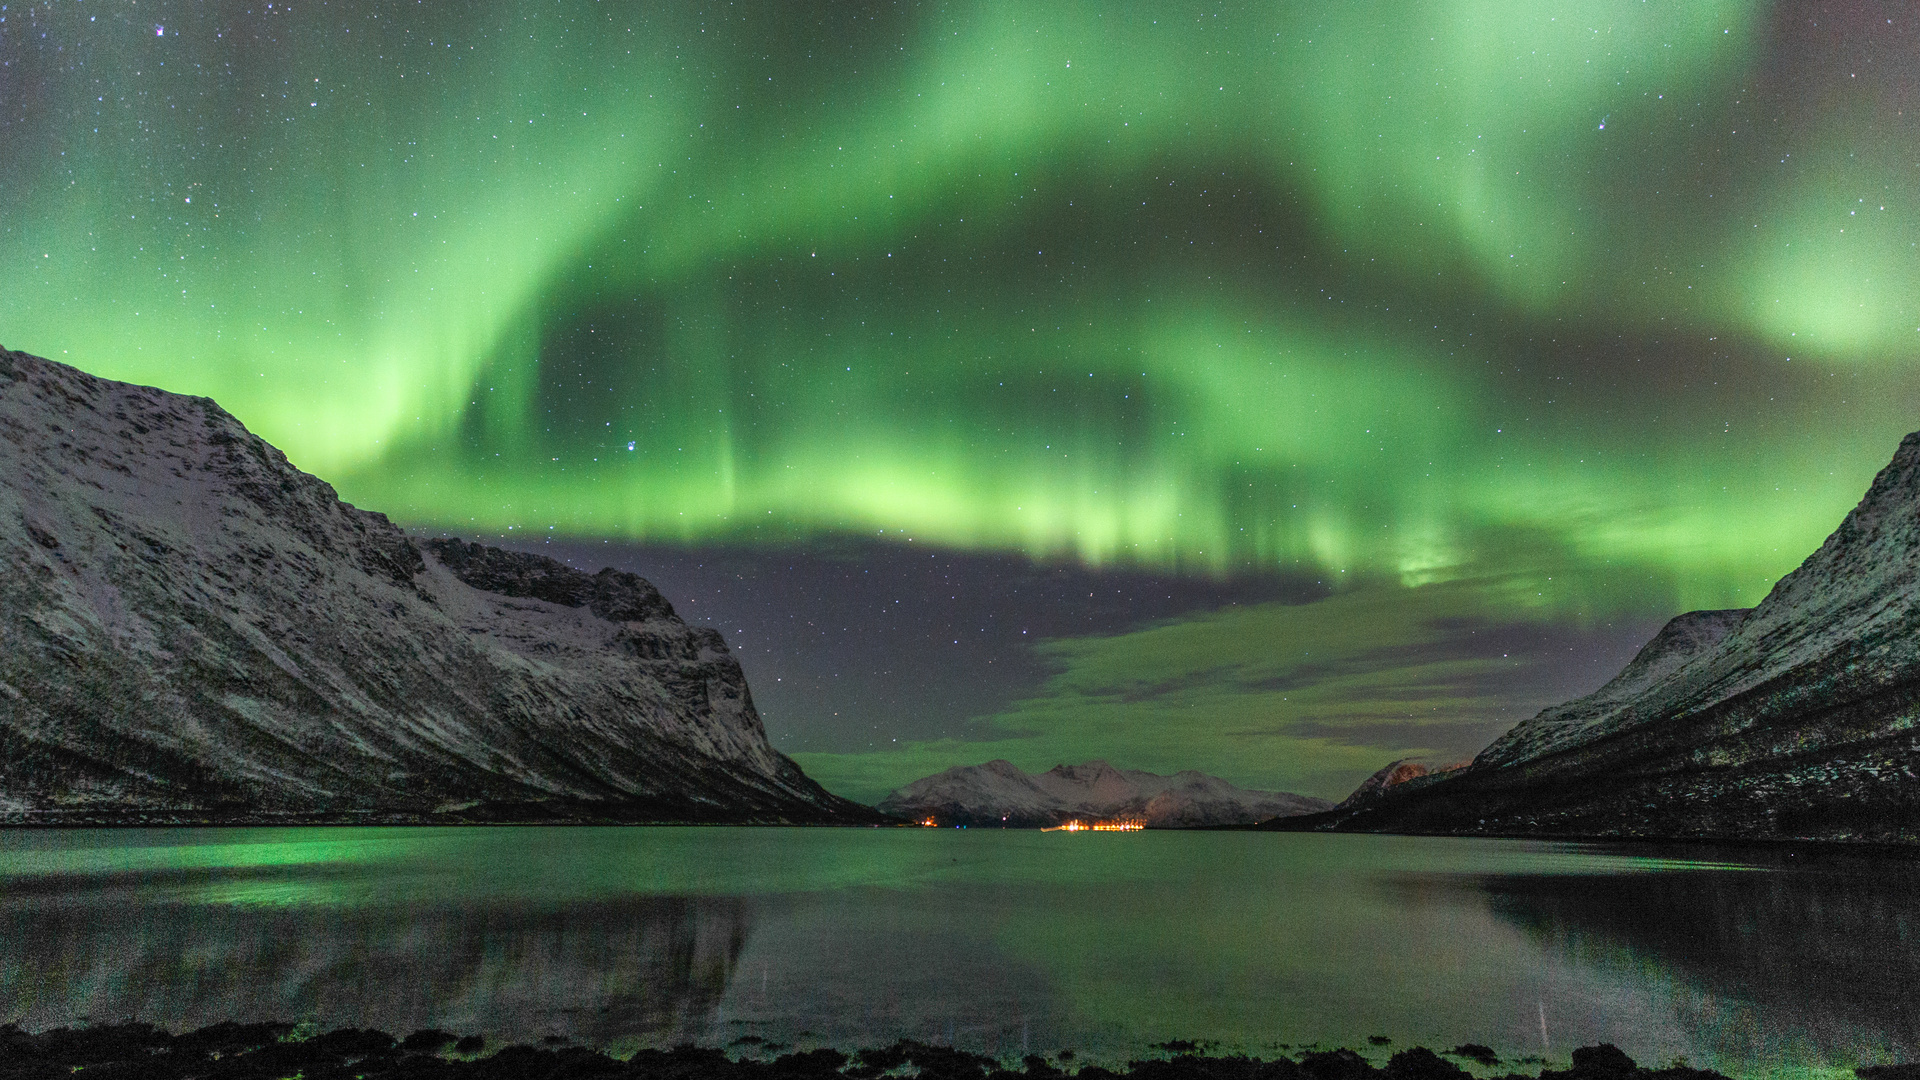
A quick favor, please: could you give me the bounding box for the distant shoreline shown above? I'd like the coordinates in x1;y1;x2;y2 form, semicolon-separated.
11;820;1920;860
0;811;913;829
0;1021;1821;1080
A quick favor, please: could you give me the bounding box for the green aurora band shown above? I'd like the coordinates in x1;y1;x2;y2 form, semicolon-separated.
6;0;1919;619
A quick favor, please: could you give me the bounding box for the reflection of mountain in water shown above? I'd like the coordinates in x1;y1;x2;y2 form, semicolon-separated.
0;892;752;1046
1477;855;1920;1062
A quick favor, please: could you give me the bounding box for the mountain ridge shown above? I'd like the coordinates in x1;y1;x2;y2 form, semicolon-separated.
878;758;1332;828
1276;431;1920;843
0;347;879;824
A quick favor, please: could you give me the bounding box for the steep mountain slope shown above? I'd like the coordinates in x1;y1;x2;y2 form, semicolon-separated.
0;348;878;824
878;759;1331;827
1474;609;1753;767
1329;759;1436;811
1280;432;1920;843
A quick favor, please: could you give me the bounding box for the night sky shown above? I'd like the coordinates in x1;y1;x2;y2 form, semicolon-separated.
5;2;1917;802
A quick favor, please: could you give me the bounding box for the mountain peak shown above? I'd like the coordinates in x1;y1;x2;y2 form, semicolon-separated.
0;348;876;824
1289;429;1920;844
877;759;1330;828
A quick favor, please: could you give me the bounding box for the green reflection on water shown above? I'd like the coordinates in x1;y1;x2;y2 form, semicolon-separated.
0;828;1751;908
0;827;1887;1080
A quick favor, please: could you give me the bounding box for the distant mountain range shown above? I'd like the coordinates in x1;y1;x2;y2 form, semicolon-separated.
0;348;877;824
1281;431;1920;843
877;759;1332;828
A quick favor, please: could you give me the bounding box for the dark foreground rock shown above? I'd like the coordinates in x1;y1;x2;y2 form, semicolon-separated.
0;347;879;825
878;759;1331;828
1275;431;1920;843
0;1023;1774;1080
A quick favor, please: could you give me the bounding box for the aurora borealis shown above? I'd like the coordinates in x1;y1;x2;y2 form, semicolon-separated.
5;1;1918;800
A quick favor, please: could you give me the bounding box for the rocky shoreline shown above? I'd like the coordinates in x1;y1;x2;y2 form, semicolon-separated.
2;1022;1900;1080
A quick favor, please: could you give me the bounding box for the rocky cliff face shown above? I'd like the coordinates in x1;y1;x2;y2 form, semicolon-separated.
1282;432;1920;843
877;759;1331;827
0;348;878;824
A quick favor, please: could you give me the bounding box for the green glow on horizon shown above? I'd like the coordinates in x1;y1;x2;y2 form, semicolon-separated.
5;0;1918;611
792;579;1628;802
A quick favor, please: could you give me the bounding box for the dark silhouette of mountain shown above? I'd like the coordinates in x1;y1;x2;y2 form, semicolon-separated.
0;348;878;824
1330;759;1438;811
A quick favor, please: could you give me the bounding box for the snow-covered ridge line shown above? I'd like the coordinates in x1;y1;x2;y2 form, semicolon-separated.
1291;430;1920;843
0;347;877;824
878;758;1331;828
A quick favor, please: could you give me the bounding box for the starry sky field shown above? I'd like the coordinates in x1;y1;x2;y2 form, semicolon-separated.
4;1;1917;802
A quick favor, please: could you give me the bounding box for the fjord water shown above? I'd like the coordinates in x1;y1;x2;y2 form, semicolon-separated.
1;829;1913;1075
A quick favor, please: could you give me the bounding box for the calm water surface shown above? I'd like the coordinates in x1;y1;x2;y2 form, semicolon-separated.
1;828;1916;1076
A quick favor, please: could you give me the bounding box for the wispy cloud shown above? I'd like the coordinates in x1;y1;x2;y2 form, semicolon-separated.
796;578;1663;804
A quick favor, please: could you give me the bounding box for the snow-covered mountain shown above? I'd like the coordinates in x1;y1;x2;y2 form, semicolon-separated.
1473;608;1753;768
877;759;1331;827
0;348;876;824
1287;431;1920;843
